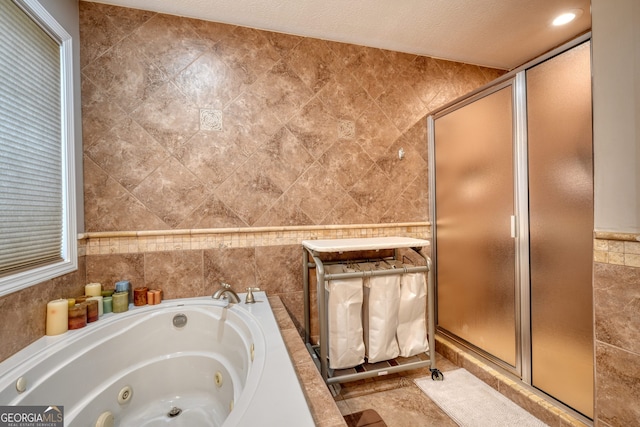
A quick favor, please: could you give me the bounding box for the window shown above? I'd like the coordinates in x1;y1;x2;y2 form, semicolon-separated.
0;0;77;296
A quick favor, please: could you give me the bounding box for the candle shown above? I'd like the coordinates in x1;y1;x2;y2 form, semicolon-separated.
147;290;155;305
103;297;113;313
68;303;87;330
85;283;102;297
67;298;76;308
153;289;162;303
88;296;103;316
115;281;131;304
134;287;148;306
75;295;88;304
46;299;69;336
101;289;114;298
86;299;99;323
112;292;129;313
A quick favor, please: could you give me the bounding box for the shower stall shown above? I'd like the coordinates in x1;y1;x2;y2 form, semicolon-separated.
428;35;593;419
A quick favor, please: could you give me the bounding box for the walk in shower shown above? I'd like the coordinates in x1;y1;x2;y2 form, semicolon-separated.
428;35;593;419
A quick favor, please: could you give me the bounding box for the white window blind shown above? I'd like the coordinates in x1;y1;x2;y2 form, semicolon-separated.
0;1;67;280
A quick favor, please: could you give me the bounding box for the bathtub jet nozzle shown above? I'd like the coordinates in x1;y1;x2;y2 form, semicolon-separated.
168;407;182;418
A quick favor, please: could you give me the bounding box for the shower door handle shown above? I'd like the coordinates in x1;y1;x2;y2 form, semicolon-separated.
510;215;517;238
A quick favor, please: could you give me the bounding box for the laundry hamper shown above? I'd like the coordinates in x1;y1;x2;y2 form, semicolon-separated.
324;264;365;369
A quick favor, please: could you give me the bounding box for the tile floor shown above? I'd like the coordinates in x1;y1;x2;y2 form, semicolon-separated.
333;353;460;426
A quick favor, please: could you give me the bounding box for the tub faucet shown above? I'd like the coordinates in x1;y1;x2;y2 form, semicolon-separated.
212;282;241;304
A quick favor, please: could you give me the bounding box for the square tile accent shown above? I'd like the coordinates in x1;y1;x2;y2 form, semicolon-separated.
200;109;223;131
338;120;356;140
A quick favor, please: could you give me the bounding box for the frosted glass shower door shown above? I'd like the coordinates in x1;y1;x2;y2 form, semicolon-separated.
527;41;593;418
433;85;517;367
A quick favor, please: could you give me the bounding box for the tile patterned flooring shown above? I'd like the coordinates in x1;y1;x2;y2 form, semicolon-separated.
333;353;459;427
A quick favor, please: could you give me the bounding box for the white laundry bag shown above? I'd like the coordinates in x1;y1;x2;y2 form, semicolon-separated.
359;262;400;363
324;264;365;369
389;260;429;357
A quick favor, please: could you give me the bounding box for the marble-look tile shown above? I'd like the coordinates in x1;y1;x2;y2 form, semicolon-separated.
86;253;145;290
83;156;169;232
0;267;84;363
401;174;430;220
92;2;155;36
287;38;342;94
286;97;339;159
213;26;282;85
132;157;208;228
78;1;124;69
317;70;372;121
375;81;427;134
596;342;640;426
286;163;350;224
252;127;314;190
262;31;304;57
250;60;314;124
131;82;200;154
278;290;306;335
318;139;374;190
178;195;247;229
398;119;429;163
173;51;246;110
83;35;167;113
186;18;236;48
348;165;401;221
379;194;423;223
321;195;375;225
343;46;396;101
402;55;449;108
594;262;640;354
222;92;284;156
376;138;427;191
253;193;315;227
296;360;348;427
203;247;257;294
80;76;127;148
341;383;457;427
214;156;284;226
174;129;249;188
85;117;170;191
131;13;209;77
144;251;205;299
255;245;302;294
355;103;402;162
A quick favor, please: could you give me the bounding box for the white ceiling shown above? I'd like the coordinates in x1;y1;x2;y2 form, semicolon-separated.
87;0;591;70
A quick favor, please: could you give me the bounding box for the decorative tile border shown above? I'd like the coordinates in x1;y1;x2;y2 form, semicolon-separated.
78;223;430;256
594;232;640;267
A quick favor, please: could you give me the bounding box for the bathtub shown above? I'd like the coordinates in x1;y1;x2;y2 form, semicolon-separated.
0;293;315;426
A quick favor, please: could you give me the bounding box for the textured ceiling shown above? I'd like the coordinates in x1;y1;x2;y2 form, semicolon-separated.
85;0;591;70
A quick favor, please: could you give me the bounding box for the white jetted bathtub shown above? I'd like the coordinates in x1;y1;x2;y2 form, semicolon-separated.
0;293;315;426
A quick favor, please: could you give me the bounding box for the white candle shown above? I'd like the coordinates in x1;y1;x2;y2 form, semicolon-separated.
46;299;69;336
85;283;102;297
88;296;104;316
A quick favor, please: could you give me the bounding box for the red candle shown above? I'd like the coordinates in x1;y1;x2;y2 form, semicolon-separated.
86;299;99;323
134;287;149;306
68;303;87;330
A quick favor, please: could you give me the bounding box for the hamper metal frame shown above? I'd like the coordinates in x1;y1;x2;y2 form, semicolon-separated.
302;237;441;385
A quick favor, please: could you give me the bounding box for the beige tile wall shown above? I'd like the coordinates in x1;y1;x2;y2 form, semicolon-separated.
79;1;503;232
593;233;640;426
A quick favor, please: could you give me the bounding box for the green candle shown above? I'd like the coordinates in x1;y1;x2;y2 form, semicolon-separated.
103;296;113;314
112;292;129;313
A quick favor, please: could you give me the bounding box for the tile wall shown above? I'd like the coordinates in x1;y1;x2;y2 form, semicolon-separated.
0;1;503;364
593;233;640;426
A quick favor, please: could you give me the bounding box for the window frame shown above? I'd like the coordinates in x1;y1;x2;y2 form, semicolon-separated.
0;0;77;297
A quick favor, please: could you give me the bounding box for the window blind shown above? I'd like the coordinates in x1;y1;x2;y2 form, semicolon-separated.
0;0;63;276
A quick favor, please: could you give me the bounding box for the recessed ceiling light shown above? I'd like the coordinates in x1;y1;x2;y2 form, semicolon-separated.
552;9;583;26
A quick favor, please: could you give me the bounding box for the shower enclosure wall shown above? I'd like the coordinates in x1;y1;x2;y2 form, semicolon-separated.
428;35;593;419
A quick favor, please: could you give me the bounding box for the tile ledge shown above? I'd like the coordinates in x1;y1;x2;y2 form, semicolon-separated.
78;222;430;240
594;231;640;242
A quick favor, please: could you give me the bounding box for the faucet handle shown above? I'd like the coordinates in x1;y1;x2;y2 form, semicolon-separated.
245;287;261;304
220;282;231;289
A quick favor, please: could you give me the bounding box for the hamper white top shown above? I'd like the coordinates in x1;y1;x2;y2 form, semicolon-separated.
302;237;430;253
